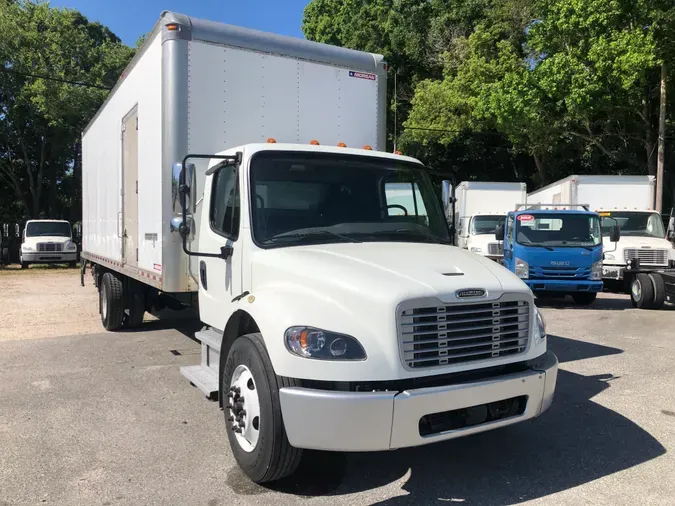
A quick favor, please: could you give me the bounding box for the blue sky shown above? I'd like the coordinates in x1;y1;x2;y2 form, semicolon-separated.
48;0;309;46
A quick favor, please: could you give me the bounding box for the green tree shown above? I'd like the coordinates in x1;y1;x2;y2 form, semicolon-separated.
0;0;134;220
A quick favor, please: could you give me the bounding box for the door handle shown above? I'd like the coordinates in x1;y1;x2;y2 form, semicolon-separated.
200;261;207;290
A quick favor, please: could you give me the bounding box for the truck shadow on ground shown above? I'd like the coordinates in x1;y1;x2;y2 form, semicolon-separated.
228;334;666;503
536;295;635;311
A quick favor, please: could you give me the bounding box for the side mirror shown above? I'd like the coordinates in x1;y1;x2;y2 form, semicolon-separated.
610;225;620;243
171;161;196;236
441;180;452;211
495;224;505;241
15;224;20;238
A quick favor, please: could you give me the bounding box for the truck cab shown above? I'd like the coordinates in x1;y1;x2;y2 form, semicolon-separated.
458;213;506;262
599;209;675;281
19;219;78;269
174;143;558;482
497;206;617;305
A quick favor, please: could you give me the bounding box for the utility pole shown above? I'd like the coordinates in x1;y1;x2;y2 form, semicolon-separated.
656;62;667;213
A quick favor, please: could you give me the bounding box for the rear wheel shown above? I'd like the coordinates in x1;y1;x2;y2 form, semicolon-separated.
223;333;303;483
631;273;655;309
649;273;666;310
572;292;597;305
100;272;125;330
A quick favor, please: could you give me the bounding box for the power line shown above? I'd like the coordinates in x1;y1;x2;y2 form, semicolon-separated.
0;67;113;91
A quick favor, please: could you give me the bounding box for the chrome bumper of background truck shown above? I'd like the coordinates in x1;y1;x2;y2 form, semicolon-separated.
279;351;558;451
21;252;77;263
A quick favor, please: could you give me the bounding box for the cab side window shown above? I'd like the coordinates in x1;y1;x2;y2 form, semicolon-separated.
210;167;240;239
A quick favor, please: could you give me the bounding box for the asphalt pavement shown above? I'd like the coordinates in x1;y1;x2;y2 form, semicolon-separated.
1;294;674;505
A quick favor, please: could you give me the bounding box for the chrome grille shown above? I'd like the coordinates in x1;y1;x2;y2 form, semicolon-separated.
624;248;668;266
487;242;503;255
399;299;530;369
37;242;63;252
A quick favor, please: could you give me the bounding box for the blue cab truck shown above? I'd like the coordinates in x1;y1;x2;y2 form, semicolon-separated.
495;204;620;305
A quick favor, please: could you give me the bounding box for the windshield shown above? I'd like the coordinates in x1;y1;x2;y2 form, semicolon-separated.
515;213;601;247
472;215;505;235
249;152;450;247
25;222;71;238
600;211;664;238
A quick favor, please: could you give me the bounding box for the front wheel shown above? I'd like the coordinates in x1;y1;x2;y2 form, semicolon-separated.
572;292;597;305
223;333;303;483
19;254;28;269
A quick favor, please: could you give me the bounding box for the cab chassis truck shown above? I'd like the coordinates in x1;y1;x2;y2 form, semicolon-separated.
80;11;558;483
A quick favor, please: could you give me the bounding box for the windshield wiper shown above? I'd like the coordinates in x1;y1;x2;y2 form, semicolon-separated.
524;243;555;251
263;230;361;245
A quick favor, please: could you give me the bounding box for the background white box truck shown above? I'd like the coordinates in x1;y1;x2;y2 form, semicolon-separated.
454;181;527;262
528;175;674;282
81;11;557;483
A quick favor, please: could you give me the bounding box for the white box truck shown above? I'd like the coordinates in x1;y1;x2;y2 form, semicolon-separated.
528;175;674;281
81;11;558;484
19;219;78;269
454;181;527;262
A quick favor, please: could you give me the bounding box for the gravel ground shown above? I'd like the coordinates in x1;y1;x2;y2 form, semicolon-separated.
0;268;101;342
1;272;674;505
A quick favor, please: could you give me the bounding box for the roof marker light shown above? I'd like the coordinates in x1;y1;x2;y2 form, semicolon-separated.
363;145;372;150
266;138;277;143
166;23;179;31
337;142;347;147
309;139;320;145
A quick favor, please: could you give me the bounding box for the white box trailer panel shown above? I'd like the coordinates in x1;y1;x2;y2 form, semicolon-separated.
82;33;164;276
82;11;387;293
455;182;527;217
527;175;656;210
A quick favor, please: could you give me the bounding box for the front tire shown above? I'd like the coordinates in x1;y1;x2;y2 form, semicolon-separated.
223;333;303;483
19;253;28;269
572;292;597;305
631;273;655;309
100;272;125;330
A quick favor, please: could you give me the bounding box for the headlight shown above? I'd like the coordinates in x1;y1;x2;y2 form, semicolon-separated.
22;244;34;252
590;260;603;280
66;242;77;251
533;306;546;342
515;257;529;278
285;327;366;360
604;253;615;261
470;247;482;253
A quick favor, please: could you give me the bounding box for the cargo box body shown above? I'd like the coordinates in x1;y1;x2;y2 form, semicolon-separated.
82;11;387;293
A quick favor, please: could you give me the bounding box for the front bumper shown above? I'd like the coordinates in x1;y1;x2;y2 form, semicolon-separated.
279;351;558;451
525;279;603;293
22;252;77;263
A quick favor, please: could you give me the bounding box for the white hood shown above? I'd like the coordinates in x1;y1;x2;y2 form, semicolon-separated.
23;235;71;246
252;242;528;305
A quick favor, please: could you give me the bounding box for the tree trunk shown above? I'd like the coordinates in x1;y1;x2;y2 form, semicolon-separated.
533;153;548;184
656;62;667;213
644;88;657;176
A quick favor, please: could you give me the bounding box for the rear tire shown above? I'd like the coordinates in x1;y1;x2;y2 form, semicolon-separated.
1;247;9;264
223;333;303;483
572;292;597;305
649;273;666;310
631;273;655;309
100;272;125;330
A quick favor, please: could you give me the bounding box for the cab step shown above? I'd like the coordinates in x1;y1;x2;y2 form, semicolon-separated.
180;326;222;401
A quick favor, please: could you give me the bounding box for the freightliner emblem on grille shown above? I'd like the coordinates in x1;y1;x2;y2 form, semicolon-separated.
456;288;487;298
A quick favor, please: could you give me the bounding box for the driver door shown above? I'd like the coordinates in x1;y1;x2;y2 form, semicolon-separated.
197;165;244;330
